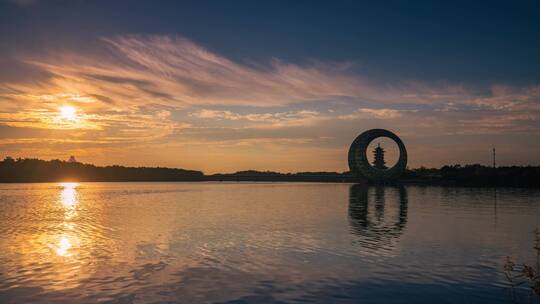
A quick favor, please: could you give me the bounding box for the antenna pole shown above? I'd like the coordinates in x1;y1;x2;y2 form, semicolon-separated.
492;147;496;168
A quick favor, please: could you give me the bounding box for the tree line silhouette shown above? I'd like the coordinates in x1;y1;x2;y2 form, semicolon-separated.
1;157;539;187
0;157;204;182
404;164;540;187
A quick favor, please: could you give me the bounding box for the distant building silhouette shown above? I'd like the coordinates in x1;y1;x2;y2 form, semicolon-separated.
372;143;387;170
348;129;407;181
68;156;77;163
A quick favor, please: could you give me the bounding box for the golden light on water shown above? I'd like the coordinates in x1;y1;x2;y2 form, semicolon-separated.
56;236;73;257
60;182;79;208
54;182;80;257
60;182;79;220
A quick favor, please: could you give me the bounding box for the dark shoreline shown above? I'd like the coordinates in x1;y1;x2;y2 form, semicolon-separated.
1;157;539;187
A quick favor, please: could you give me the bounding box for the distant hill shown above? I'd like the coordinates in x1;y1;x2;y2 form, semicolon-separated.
1;157;539;187
208;170;351;182
208;165;540;187
0;157;204;182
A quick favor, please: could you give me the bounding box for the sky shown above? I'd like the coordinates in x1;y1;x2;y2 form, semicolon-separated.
1;0;539;173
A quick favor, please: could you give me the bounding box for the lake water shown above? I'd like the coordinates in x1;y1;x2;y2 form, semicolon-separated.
0;182;539;303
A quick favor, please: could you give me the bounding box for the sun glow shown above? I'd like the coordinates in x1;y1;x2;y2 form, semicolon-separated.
60;105;78;121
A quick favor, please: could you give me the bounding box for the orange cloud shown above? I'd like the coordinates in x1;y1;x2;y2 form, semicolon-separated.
1;35;540;170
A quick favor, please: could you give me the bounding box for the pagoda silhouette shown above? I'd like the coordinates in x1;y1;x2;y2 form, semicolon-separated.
372;143;387;170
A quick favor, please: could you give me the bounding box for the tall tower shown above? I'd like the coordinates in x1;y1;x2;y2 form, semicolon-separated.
372;143;387;170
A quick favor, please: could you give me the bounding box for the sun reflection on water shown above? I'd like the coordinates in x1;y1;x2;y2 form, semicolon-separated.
60;182;78;208
56;236;73;257
55;182;80;257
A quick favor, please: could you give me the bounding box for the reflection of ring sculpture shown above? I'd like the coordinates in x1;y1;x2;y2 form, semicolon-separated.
348;129;407;181
348;184;408;251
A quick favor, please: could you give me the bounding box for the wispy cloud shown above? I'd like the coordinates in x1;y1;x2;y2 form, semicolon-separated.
5;34;540;115
190;109;322;127
339;108;405;120
12;35;539;110
1;34;540;169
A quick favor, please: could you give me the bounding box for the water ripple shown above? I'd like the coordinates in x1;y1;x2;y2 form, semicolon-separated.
0;183;538;303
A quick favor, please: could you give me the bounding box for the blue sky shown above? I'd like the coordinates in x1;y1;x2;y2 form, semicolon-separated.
1;0;539;172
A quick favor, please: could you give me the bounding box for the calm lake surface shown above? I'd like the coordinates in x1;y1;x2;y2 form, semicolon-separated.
0;182;539;303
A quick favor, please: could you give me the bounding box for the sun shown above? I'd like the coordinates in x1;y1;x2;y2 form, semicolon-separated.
60;105;78;121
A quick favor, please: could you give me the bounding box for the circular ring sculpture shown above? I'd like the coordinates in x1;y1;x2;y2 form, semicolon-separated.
348;129;407;181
